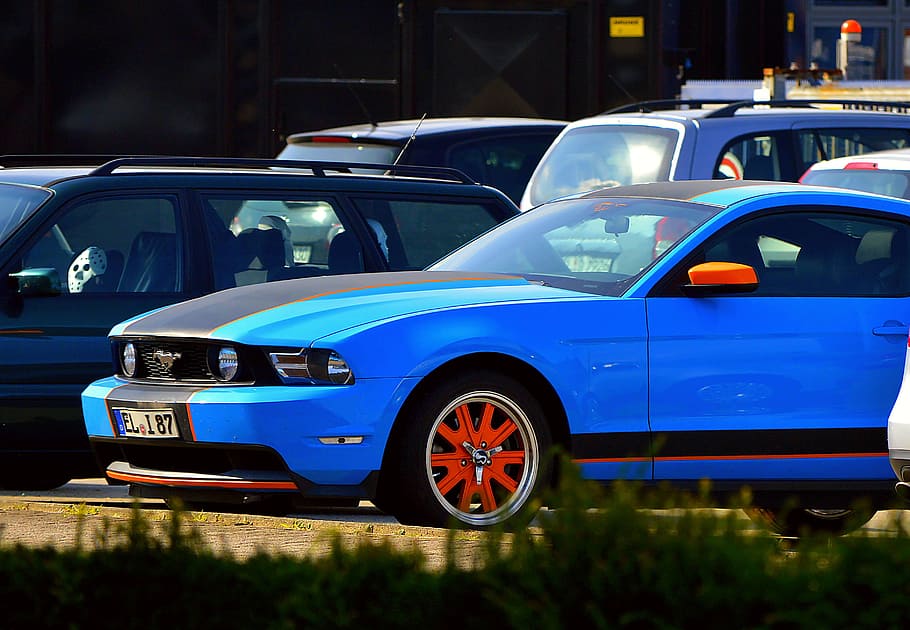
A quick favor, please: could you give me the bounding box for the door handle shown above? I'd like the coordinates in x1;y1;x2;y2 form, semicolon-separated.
873;322;909;337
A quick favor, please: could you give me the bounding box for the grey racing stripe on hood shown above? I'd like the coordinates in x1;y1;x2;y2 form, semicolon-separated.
120;270;517;337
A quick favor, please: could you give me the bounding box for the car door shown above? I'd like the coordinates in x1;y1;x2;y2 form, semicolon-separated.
645;207;910;487
0;192;193;457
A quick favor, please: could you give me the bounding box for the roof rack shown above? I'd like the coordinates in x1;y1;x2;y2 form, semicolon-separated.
703;99;910;118
0;154;137;168
602;98;910;117
88;156;475;184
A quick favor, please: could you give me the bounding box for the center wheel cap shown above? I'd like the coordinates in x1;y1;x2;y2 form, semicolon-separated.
471;448;491;466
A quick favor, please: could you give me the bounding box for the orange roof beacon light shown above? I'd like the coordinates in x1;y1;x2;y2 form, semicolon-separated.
837;19;862;79
841;19;862;43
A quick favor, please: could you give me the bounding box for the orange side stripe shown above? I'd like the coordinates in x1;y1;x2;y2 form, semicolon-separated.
185;401;197;441
107;470;298;490
573;452;887;464
654;452;888;462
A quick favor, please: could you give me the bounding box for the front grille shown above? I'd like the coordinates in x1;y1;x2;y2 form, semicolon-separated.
137;341;213;380
113;337;283;386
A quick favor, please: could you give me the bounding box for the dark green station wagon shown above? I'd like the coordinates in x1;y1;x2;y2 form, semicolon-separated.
0;156;519;489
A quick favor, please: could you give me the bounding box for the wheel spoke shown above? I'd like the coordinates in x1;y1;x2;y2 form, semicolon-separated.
436;414;471;450
434;460;474;496
483;417;519;450
491;450;525;466
487;460;520;494
457;484;477;512
479;476;498;512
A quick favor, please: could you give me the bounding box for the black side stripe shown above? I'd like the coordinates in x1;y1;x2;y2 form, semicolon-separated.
571;427;887;460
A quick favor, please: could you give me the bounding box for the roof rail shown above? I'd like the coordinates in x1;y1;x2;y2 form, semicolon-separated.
702;99;910;118
0;154;137;168
601;98;910;117
88;156;475;184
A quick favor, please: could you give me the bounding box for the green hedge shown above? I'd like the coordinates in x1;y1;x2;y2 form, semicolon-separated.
1;467;909;629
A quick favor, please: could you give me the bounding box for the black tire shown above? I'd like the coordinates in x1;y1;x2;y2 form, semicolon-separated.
746;506;876;537
386;370;551;529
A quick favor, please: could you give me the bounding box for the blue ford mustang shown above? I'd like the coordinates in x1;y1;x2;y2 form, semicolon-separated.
82;180;910;533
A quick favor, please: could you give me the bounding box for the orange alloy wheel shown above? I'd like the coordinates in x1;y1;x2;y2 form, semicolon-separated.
426;390;539;527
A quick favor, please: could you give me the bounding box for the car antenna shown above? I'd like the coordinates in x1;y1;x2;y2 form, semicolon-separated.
608;74;647;111
392;113;427;165
334;63;377;129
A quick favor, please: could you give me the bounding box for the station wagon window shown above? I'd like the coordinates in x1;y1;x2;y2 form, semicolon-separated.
696;211;910;297
0;184;51;242
715;133;785;180
350;197;502;270
19;196;179;294
200;194;349;289
795;128;910;174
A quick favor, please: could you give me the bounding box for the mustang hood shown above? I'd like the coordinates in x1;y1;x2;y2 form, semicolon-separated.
112;271;582;344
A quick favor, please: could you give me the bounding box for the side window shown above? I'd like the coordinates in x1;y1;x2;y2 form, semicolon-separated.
20;196;179;294
446;133;559;203
201;195;350;288
351;197;503;270
715;133;783;181
796;128;910;174
699;211;910;297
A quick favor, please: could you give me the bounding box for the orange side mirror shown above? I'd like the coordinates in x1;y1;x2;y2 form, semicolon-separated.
683;262;758;296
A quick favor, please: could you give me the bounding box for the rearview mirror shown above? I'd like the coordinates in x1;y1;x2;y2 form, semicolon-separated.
10;268;62;296
682;262;758;296
602;216;630;234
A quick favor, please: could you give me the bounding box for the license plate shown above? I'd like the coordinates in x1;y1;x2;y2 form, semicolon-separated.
292;244;312;263
113;408;180;439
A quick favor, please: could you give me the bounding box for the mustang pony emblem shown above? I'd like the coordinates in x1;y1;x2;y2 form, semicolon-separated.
152;350;182;370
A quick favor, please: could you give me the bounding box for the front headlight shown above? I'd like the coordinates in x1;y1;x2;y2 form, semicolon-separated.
269;348;354;385
121;342;137;377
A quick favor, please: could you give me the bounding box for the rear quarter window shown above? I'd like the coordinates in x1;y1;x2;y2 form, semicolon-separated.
796;128;910;174
350;197;503;270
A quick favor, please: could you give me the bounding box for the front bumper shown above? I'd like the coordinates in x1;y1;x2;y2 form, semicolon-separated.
82;375;416;496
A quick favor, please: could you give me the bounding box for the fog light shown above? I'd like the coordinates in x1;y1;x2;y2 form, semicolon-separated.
217;347;239;381
122;343;136;377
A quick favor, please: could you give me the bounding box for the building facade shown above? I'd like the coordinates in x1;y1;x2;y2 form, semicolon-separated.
1;1;904;158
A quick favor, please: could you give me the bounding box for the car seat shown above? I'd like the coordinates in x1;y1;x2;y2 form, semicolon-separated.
856;229;908;294
117;232;177;292
794;241;857;295
327;230;363;274
233;226;292;285
743;155;775;180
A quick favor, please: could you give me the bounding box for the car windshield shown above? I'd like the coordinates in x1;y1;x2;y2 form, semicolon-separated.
278;141;400;171
526;125;678;206
430;196;717;296
801;168;910;199
0;183;52;243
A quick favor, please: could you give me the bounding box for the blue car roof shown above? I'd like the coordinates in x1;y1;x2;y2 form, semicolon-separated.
581;179;806;205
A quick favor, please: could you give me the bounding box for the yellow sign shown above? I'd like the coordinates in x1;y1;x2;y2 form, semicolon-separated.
610;16;645;38
787;12;795;33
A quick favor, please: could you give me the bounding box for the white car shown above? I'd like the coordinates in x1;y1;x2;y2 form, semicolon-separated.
801;147;910;199
888;340;910;500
